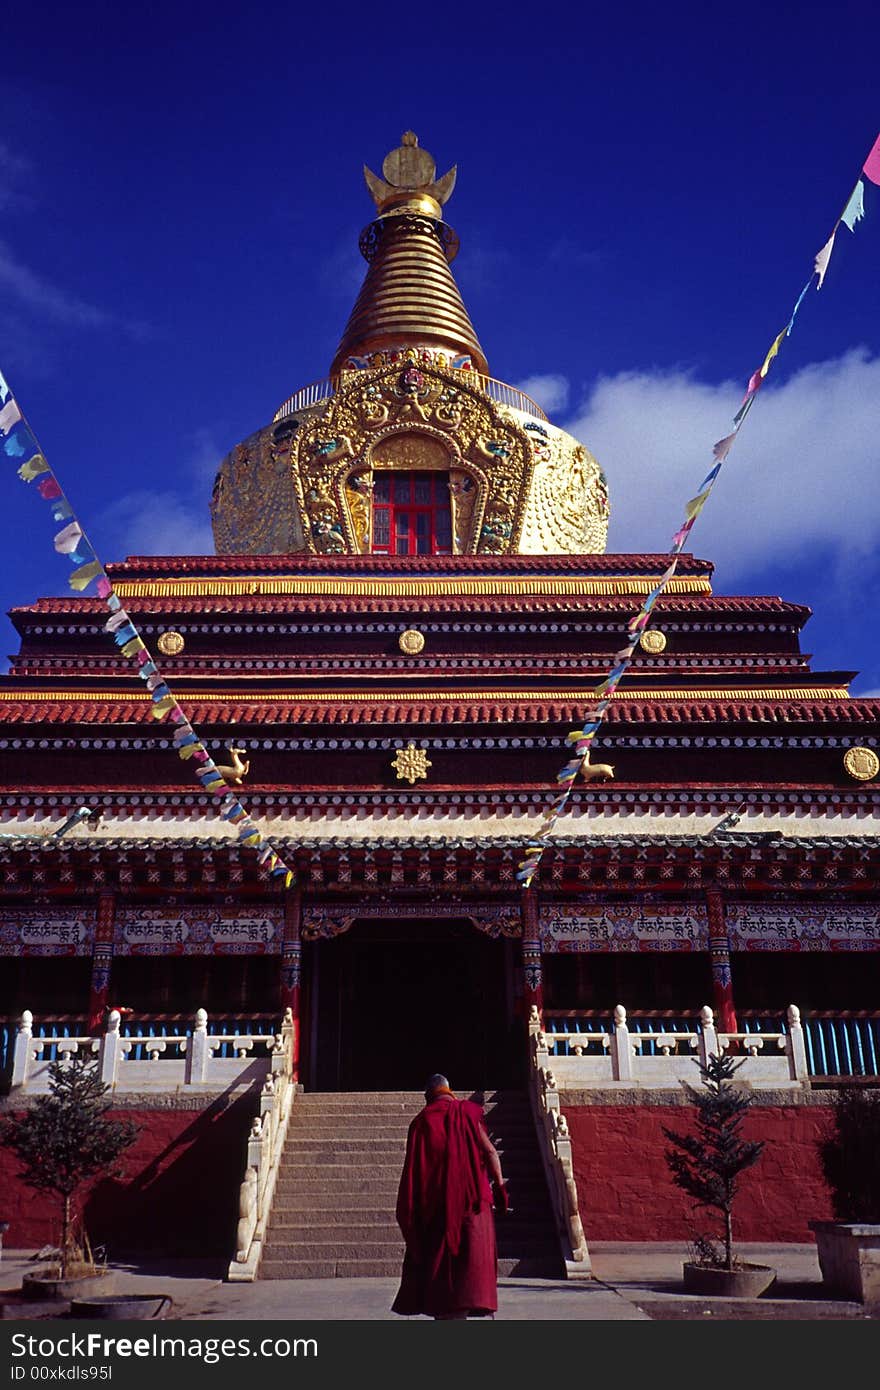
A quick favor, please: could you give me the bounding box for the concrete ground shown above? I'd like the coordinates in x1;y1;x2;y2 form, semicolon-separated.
0;1243;873;1321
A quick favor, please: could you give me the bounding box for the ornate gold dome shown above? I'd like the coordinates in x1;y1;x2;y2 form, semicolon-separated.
211;135;610;558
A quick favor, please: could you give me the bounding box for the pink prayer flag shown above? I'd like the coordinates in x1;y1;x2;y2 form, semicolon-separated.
96;577;112;598
746;368;763;396
863;132;880;186
713;432;737;462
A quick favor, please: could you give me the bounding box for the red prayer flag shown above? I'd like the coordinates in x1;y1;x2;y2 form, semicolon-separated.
37;476;63;500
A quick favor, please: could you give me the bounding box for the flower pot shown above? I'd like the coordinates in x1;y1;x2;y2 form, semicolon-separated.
810;1220;880;1305
21;1267;116;1302
69;1294;173;1320
682;1262;777;1298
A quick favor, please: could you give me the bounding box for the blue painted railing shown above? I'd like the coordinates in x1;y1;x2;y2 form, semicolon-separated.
544;1012;880;1079
0;1015;279;1084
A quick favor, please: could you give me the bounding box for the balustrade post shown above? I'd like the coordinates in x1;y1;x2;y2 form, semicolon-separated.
11;1010;33;1088
786;1004;809;1082
699;1005;720;1065
610;1004;634;1082
98;1009;122;1087
185;1008;209;1084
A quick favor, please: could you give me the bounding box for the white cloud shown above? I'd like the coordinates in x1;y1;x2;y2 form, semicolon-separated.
515;372;570;415
0;238;114;329
97;489;215;557
562;349;880;577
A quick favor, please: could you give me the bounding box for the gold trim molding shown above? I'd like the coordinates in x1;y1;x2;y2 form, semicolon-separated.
112;575;712;600
0;685;851;706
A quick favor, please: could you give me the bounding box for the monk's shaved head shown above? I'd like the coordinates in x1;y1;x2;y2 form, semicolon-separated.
425;1073;449;1098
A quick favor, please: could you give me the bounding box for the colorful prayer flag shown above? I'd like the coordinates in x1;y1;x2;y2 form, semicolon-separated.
814;231;836;288
863;132;880;186
841;180;865;231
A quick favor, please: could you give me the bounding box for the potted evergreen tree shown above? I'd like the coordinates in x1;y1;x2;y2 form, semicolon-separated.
810;1086;880;1305
1;1054;139;1300
663;1050;776;1297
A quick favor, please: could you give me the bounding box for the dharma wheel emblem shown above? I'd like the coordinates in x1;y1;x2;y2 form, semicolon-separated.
392;744;432;784
639;629;667;654
398;629;426;655
843;747;879;781
157;630;185;656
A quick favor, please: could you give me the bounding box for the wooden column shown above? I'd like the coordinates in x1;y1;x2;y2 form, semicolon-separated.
280;888;302;1081
88;892;116;1034
520;887;544;1024
705;885;738;1034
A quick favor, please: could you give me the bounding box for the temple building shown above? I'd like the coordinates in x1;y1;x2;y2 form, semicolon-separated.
1;134;878;1265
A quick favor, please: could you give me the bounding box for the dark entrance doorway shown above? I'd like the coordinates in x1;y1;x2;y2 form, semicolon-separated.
308;918;515;1091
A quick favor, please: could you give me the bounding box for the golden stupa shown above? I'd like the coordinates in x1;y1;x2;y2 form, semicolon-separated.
211;133;609;556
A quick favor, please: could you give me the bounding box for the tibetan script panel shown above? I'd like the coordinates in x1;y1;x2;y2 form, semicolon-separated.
541;903;708;952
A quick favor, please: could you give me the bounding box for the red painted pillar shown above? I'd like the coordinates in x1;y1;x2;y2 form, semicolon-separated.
705;885;738;1034
280;888;302;1081
88;893;116;1034
520;887;544;1025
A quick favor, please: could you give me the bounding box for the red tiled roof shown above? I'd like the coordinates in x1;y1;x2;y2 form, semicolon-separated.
0;695;875;727
102;552;715;579
9;594;812;620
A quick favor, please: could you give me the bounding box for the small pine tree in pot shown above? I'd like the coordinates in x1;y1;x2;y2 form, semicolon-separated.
663;1050;776;1296
810;1086;880;1304
1;1055;139;1293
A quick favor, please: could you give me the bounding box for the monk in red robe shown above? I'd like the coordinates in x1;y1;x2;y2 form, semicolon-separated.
392;1074;508;1319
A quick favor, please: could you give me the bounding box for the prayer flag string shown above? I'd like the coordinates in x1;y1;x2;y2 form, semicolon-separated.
0;375;295;889
516;130;880;887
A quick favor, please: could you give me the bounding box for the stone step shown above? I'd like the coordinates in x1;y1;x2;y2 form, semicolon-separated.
259;1255;561;1280
260;1257;404;1279
263;1240;404;1262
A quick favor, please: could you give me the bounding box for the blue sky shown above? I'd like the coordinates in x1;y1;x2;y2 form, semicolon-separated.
1;1;879;691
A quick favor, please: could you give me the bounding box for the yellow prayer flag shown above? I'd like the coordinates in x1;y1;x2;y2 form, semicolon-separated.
760;328;787;380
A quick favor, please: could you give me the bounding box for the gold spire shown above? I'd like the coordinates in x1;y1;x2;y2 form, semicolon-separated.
329;133;488;377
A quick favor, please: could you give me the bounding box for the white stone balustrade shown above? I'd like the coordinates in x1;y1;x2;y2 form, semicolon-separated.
228;1009;297;1281
9;1008;280;1094
526;1006;592;1279
544;1003;810;1089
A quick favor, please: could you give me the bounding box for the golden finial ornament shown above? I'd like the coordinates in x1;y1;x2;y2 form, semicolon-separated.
392;744;432;784
364;132;457;219
639;629;667;654
843;747;879;781
398;629;426;655
157;630;185;656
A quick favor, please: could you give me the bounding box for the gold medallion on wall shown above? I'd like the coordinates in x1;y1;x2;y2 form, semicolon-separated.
843;747;879;781
639;629;667;654
157;630;185;656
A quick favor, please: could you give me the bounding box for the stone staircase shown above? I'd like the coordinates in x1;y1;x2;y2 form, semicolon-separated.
260;1089;564;1279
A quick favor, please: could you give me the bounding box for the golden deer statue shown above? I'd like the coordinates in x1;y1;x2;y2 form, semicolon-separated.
214;745;251;786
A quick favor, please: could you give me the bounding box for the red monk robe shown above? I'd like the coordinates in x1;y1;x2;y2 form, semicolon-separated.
391;1085;505;1319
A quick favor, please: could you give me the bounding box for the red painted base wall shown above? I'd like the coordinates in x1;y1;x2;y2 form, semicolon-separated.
0;1095;253;1258
565;1104;836;1242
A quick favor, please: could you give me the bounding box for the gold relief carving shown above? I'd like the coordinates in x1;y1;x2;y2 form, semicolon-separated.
449;470;478;552
290;364;534;555
843;747;879;781
371;432;450;472
639;629;667;654
398;629;426;654
391;744;432;784
518;429;609;555
157;631;185;656
211;427;307;555
344;470;372;552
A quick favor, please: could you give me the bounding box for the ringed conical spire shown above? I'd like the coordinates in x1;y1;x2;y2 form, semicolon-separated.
330;133;488;377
